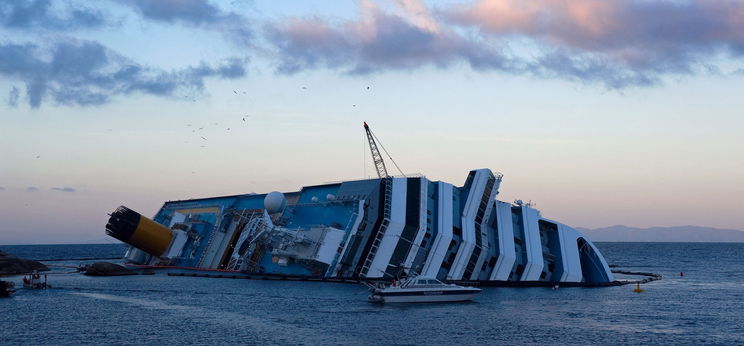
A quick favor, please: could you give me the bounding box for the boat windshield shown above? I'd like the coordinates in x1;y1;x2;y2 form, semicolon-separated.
410;278;445;286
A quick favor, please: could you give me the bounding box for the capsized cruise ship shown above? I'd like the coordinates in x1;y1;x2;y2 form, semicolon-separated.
106;168;615;285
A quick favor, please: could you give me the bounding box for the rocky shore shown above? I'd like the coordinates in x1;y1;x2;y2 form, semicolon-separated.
0;250;49;275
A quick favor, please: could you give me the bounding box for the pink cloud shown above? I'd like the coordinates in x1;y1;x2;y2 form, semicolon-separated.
263;0;744;88
445;0;744;64
266;1;513;75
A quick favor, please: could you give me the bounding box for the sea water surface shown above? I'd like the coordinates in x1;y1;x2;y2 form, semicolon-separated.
1;243;743;345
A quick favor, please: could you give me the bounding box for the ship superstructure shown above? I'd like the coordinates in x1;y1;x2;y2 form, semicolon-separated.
106;169;614;285
105;122;614;285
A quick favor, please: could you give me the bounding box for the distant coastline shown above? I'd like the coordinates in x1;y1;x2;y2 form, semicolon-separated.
578;225;744;243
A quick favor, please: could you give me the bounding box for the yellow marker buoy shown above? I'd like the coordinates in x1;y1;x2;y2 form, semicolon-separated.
633;283;644;293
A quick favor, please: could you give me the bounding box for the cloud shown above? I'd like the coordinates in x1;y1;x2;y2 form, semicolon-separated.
529;51;657;88
51;187;76;192
0;39;248;107
7;85;19;106
0;0;106;31
4;0;743;94
263;0;744;88
443;0;744;87
26;186;38;192
118;0;252;46
265;0;515;75
119;0;222;24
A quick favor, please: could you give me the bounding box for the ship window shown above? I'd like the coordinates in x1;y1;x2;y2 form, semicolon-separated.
447;252;456;263
515;264;524;276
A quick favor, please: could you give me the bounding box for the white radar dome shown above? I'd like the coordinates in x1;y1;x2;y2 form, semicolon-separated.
311;196;319;203
264;191;287;213
326;194;336;201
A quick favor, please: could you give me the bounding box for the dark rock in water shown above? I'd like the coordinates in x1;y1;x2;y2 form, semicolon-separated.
0;250;49;275
83;262;135;276
1;280;15;297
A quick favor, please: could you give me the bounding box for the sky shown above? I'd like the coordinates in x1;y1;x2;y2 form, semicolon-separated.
1;0;743;244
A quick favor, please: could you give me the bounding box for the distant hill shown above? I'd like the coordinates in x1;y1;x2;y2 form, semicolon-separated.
577;225;744;242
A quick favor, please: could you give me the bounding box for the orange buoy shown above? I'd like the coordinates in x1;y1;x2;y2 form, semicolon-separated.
633;283;644;293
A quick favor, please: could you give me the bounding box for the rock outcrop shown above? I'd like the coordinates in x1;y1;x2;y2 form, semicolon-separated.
1;280;15;297
82;262;135;276
0;250;49;275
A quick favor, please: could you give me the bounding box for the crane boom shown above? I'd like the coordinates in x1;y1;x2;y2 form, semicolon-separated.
364;122;389;178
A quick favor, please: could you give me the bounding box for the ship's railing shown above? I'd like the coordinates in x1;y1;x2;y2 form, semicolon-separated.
360;177;393;277
224;210;267;271
322;173;425;185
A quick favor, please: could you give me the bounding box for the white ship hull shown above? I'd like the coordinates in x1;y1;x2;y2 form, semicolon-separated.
368;276;481;303
373;291;479;303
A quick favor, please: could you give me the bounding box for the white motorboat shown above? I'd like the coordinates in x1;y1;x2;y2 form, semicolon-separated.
367;276;481;303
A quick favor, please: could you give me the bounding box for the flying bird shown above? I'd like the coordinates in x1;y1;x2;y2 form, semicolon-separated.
35;155;40;159
200;136;207;140
233;90;237;94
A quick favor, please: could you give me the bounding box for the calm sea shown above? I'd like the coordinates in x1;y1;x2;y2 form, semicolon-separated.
1;242;743;345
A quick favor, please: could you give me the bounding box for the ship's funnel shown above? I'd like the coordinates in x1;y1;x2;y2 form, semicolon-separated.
106;206;173;257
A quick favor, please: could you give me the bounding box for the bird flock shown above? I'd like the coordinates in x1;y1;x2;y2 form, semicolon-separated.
31;85;374;176
179;84;372;151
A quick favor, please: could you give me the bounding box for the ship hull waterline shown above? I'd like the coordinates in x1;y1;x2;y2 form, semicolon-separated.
370;289;481;303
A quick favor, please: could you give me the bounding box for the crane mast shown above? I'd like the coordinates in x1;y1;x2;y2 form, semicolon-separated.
363;122;405;179
364;121;389;178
